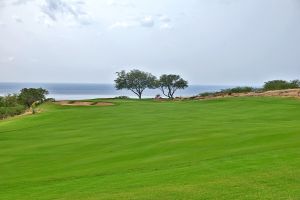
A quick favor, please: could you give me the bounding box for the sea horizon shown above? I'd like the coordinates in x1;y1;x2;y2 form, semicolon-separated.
0;82;236;100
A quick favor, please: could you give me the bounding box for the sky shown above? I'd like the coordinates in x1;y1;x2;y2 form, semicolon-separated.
0;0;300;85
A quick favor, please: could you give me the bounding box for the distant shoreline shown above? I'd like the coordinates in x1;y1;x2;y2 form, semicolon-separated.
0;83;237;100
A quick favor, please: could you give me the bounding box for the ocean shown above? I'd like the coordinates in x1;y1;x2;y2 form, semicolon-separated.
0;83;231;100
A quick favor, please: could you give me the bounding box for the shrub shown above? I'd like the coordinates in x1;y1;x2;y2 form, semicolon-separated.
263;80;300;91
0;87;49;119
199;87;256;97
114;96;130;99
45;98;55;102
199;92;217;97
155;94;162;99
0;105;26;119
221;87;255;94
0;94;19;107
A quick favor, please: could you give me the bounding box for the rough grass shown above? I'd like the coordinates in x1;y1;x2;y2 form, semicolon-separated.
0;97;299;200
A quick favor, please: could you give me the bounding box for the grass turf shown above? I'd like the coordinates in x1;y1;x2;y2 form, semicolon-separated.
0;97;299;199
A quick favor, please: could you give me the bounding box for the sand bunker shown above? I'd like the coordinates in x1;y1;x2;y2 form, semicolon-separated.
56;101;114;106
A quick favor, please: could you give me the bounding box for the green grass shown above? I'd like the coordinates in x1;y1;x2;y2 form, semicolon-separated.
0;97;299;199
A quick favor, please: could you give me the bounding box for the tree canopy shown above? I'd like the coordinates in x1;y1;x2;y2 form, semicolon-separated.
115;70;157;99
158;74;188;99
18;88;49;108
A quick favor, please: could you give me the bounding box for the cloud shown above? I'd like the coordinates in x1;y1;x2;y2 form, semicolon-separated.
217;0;237;6
1;0;92;26
160;23;172;30
8;56;15;62
106;0;134;7
0;56;15;64
30;58;39;63
0;0;6;5
36;14;55;27
39;0;92;26
109;21;137;29
109;15;155;29
0;0;7;9
12;0;32;5
76;14;93;25
40;0;78;21
158;15;171;23
109;15;174;30
0;0;31;7
12;15;23;23
140;16;154;27
158;14;172;30
2;56;15;63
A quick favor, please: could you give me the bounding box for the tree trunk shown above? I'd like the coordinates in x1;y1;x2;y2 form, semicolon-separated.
168;90;174;99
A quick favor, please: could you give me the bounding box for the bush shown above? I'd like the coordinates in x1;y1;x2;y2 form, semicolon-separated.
0;87;49;119
0;94;19;107
199;92;217;97
114;96;130;99
199;87;256;97
221;87;255;94
0;94;26;119
0;105;26;119
45;98;55;102
263;80;300;91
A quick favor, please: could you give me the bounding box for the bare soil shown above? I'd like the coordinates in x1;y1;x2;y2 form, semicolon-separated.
194;89;300;100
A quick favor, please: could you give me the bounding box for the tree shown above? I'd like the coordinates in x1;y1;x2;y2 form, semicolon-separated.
158;74;188;99
18;88;49;108
115;70;157;99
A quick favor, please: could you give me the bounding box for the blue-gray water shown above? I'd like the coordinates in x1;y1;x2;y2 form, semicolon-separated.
0;83;232;100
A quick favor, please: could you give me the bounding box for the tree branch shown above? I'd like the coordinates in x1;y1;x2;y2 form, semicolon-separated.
129;89;139;97
160;86;169;98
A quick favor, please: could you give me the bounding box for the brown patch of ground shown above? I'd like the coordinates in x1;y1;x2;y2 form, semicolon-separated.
55;101;114;106
193;89;300;100
20;110;34;116
247;89;300;98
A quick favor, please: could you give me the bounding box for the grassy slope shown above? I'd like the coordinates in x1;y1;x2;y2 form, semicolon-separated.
0;97;299;200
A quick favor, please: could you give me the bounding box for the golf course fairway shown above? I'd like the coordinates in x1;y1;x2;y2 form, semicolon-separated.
0;97;299;200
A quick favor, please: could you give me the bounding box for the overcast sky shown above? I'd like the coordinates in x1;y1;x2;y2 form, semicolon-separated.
0;0;300;85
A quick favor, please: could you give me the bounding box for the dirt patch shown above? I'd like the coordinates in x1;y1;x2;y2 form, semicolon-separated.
193;89;300;100
55;101;114;106
237;89;300;98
